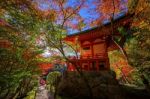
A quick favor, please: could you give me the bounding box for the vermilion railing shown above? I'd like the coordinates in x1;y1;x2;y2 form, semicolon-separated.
68;53;106;60
67;53;109;71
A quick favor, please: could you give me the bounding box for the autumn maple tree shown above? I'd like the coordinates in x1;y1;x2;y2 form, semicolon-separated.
127;0;150;82
0;0;44;98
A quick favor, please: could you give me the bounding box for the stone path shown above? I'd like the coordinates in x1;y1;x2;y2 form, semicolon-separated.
36;85;54;99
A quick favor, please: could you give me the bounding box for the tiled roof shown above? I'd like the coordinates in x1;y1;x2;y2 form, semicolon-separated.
67;14;132;37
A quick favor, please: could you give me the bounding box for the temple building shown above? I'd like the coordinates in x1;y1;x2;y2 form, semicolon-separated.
64;14;132;71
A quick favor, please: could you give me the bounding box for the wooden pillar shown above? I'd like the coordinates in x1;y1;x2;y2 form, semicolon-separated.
96;60;99;71
106;58;110;69
105;53;110;69
79;61;82;71
87;61;90;71
79;41;82;59
91;42;94;58
105;37;110;69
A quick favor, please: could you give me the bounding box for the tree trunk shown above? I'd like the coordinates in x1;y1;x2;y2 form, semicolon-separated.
112;37;129;62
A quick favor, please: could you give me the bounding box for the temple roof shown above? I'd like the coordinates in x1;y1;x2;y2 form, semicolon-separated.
67;13;132;37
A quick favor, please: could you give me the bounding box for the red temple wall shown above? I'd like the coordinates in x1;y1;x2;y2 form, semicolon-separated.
93;43;105;56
